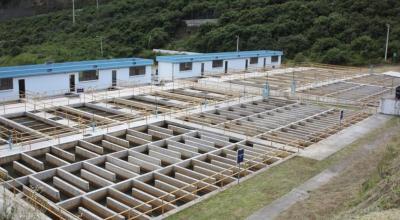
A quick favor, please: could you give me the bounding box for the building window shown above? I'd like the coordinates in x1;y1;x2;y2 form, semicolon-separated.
271;56;279;62
250;57;258;64
212;60;223;68
0;78;13;90
79;70;99;81
179;62;193;71
129;66;146;76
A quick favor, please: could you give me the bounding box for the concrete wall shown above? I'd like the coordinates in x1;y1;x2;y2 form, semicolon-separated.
0;74;70;101
379;97;400;115
76;66;152;90
0;66;152;102
157;56;281;81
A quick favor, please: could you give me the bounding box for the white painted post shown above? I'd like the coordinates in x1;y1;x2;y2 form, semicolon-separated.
237;162;241;185
236;35;240;52
385;24;390;62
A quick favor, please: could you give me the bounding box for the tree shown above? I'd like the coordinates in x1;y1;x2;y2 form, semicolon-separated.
0;0;400;66
322;48;347;64
147;28;169;49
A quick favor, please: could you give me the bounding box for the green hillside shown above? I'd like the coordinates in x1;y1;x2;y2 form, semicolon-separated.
0;0;399;66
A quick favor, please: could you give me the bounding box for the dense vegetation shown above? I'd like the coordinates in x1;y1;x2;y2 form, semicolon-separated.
0;0;399;66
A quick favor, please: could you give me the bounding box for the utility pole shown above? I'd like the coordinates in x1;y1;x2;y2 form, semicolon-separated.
100;37;103;57
236;35;240;52
72;0;75;25
385;24;390;62
96;0;99;9
148;34;152;49
97;36;103;57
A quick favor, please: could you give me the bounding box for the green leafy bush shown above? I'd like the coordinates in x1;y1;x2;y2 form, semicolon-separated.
0;0;398;66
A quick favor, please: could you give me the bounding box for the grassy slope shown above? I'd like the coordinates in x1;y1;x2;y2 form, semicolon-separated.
334;118;400;219
167;117;400;220
277;117;400;219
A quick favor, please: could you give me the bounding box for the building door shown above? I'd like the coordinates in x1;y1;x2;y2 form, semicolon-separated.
69;75;75;92
112;70;117;87
18;79;25;99
263;58;266;68
201;63;205;76
225;61;228;74
245;60;248;70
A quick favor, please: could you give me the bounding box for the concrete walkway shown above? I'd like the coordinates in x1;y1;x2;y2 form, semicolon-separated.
247;114;393;220
299;114;391;161
246;169;339;220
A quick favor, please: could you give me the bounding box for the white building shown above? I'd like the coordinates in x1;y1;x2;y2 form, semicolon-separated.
0;58;153;101
156;50;283;81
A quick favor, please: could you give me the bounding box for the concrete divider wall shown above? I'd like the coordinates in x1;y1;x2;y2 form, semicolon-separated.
106;196;150;220
128;155;161;171
166;139;199;152
175;166;216;184
133;180;175;202
57;169;90;191
185;139;216;152
201;131;230;142
82;162;116;182
148;144;181;158
75;146;100;159
130;151;162;166
29;176;61;202
106;156;141;174
148;125;174;135
145;129;168;140
108;188;152;213
105;162;137;179
26;147;50;157
174;172;218;192
81;169;113;187
185;135;216;147
149;150;181;164
193;159;233;176
79;207;103;220
0;166;8;176
126;134;149;145
82;197;124;220
13;161;36;176
101;140;125;152
167;124;191;134
154;173;197;193
79;140;104;155
0;153;21;165
34;169;56;180
131;188;176;211
53;176;85;197
45;153;69;167
127;129;153;141
104;135;130;148
154;180;198;202
167;144;200;158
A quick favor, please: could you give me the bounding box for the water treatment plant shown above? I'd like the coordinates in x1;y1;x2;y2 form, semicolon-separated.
0;52;399;220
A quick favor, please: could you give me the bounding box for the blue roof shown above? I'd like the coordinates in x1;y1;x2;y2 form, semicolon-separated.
0;58;153;79
156;50;283;63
